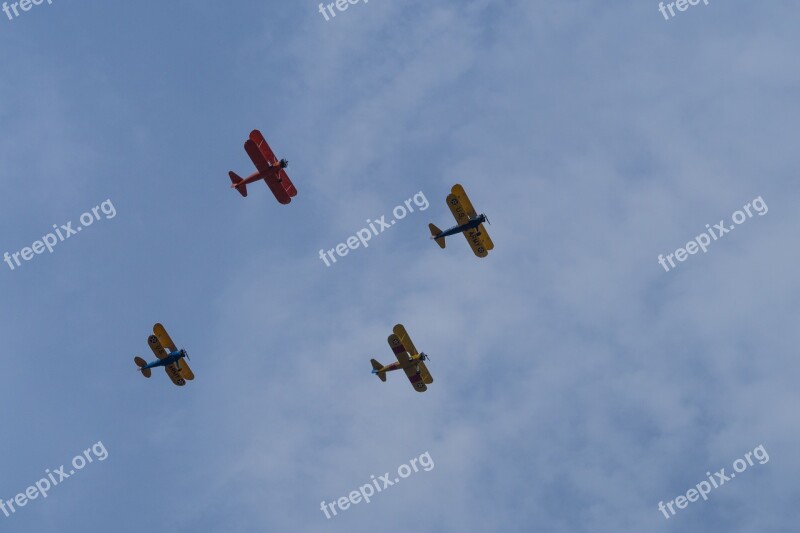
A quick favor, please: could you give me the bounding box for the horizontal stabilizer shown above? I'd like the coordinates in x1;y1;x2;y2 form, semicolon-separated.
370;359;387;382
134;357;151;378
428;223;445;249
229;172;247;197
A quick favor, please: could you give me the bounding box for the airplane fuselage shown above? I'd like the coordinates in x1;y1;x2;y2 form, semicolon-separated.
435;214;487;239
375;353;426;374
240;167;280;187
143;350;187;370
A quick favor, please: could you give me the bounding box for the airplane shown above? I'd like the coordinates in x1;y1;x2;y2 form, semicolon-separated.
228;129;298;204
428;183;494;258
133;323;195;387
370;324;433;392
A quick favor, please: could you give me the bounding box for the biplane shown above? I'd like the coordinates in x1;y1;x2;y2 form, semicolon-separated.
228;129;298;204
133;323;195;387
428;183;494;258
370;324;433;392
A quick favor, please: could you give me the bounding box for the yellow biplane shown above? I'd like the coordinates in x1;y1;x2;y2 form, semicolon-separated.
133;323;195;387
370;324;433;392
428;183;494;258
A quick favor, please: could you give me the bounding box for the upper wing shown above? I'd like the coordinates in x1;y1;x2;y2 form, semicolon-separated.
153;323;177;353
392;324;418;355
451;184;478;218
148;335;168;359
164;364;186;387
179;360;195;381
249;130;278;165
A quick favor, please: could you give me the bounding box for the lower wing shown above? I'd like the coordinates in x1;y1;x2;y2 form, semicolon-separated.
418;361;433;385
266;175;292;204
478;224;494;251
164;364;186;386
463;228;490;258
279;169;297;197
179;360;195;381
402;366;427;392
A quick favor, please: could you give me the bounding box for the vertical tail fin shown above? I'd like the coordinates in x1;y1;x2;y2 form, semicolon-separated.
428;224;445;249
370;359;387;382
229;172;248;197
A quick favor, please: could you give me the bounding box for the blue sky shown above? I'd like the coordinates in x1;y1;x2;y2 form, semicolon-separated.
1;0;799;531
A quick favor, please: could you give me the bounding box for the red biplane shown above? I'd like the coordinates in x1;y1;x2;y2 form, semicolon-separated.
228;129;297;204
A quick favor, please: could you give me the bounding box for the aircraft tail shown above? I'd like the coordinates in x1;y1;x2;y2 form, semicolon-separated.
134;356;151;378
370;359;387;382
228;172;248;197
428;224;445;249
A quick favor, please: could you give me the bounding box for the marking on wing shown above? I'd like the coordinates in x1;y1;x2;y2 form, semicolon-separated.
392;324;418;355
148;335;168;359
463;228;488;258
447;194;470;226
165;364;186;386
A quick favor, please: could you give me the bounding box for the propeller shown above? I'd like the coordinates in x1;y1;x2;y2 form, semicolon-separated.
420;352;430;361
183;349;190;361
483;214;491;225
